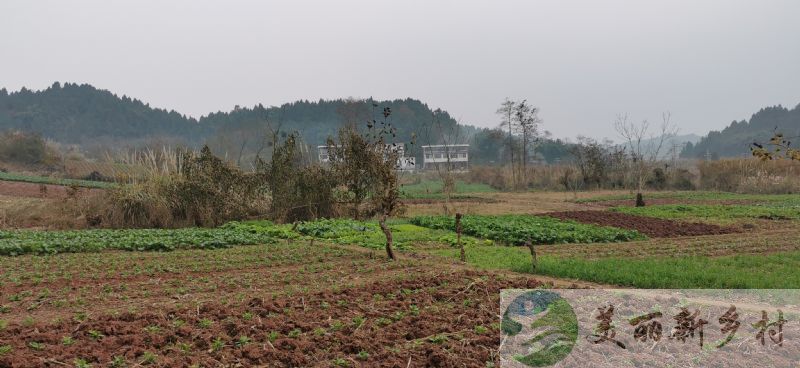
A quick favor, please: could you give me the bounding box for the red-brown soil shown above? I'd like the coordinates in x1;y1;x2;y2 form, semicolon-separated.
543;210;741;237
0;180;103;200
0;244;561;367
0;270;543;367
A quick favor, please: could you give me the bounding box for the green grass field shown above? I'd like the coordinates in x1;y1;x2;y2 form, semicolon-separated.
429;245;800;288
400;179;496;199
575;190;800;204
612;204;800;222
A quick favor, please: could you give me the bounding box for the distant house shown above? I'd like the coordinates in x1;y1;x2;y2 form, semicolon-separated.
421;144;469;171
317;145;332;163
317;144;416;171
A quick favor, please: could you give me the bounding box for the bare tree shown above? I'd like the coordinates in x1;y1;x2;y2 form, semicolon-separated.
514;100;543;184
497;98;517;185
422;113;464;211
614;112;678;206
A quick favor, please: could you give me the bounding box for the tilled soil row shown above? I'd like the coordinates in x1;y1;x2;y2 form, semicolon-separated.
543;210;740;238
0;269;546;368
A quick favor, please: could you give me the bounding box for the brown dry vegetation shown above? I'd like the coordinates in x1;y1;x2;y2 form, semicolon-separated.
403;190;622;217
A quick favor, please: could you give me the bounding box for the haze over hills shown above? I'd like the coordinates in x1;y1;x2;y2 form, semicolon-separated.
0;82;513;164
0;82;461;146
1;82;797;162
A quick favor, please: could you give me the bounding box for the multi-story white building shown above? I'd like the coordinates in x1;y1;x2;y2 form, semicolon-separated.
421;144;469;171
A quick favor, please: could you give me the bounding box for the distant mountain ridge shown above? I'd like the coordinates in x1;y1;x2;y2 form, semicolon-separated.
0;82;466;148
681;104;800;158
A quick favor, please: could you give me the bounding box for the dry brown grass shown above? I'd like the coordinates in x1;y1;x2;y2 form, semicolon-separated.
0;195;88;229
698;158;800;193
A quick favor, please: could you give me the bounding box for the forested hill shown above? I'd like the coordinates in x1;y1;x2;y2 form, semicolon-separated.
0;82;202;144
681;104;800;158
0;82;466;147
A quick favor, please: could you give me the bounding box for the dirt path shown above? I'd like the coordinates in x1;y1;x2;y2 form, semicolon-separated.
329;242;615;289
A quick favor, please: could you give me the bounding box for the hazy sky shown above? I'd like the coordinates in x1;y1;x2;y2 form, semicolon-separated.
2;0;799;140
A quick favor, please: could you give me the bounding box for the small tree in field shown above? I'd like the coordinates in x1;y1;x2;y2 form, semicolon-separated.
327;125;378;219
328;105;407;260
614;112;677;206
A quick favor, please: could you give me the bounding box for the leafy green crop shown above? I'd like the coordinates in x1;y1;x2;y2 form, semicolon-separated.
0;171;114;189
411;215;645;245
220;221;300;239
0;227;275;256
294;218;486;250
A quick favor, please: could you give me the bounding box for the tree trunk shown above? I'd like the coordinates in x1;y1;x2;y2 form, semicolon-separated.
507;111;516;186
635;192;645;207
525;240;537;271
378;214;395;260
456;213;465;262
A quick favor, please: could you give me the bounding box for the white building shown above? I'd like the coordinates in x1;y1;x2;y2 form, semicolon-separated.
421;144;469;171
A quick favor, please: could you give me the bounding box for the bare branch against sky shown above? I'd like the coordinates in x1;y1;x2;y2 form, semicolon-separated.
1;0;799;140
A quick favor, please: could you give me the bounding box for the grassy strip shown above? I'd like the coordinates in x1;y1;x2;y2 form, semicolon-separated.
400;179;496;199
0;227;275;256
429;245;800;288
0;171;114;189
411;214;645;245
611;204;800;221
575;191;800;204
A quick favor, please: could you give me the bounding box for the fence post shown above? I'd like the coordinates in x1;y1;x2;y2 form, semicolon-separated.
456;213;465;262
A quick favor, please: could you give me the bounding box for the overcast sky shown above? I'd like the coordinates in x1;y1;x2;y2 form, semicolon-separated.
2;0;799;140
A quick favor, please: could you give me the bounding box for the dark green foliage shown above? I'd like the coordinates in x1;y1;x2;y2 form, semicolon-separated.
0;83;200;145
0;83;581;166
682;104;800;158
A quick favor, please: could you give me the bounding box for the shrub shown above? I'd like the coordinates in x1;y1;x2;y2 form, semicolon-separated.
0;131;59;167
102;146;264;228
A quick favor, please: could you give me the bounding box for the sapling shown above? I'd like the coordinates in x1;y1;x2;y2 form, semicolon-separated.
456;213;465;262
